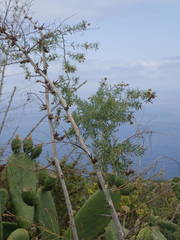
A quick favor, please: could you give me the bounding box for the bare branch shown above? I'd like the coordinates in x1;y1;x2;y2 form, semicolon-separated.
40;30;79;240
0;56;7;99
25;103;59;138
0;86;16;136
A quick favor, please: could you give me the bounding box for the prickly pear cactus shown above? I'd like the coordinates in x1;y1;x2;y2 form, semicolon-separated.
104;220;119;240
34;188;60;239
22;171;59;239
7;228;29;240
104;220;128;240
0;188;8;215
65;190;121;240
0;135;60;240
6;152;38;229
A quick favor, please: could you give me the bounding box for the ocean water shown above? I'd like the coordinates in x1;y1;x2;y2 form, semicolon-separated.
1;93;179;180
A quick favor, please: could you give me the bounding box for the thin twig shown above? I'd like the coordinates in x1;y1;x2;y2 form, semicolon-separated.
0;86;16;136
25;103;59;138
0;55;8;100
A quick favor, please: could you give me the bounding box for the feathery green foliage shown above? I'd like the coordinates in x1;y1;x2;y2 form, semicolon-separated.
72;80;156;174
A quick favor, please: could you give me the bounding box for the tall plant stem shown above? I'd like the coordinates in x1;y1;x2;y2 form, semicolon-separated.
0;59;7;100
40;38;79;240
44;89;79;240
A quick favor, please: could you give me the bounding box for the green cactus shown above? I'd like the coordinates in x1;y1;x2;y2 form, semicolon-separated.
38;169;57;191
6;152;38;229
104;220;128;240
7;228;29;240
21;178;60;239
0;188;8;214
65;190;121;240
22;188;38;206
34;188;60;239
104;220;119;240
0;136;60;239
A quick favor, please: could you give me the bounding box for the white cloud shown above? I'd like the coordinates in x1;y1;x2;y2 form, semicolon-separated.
110;57;180;72
75;55;180;94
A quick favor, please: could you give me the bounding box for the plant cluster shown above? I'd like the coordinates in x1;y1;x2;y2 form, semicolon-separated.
0;136;180;239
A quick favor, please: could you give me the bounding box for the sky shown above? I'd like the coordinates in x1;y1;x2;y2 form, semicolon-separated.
32;0;180;93
1;0;180;177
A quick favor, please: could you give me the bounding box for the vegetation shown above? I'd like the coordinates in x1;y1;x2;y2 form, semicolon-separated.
1;136;59;239
71;79;155;174
0;0;179;240
0;139;179;239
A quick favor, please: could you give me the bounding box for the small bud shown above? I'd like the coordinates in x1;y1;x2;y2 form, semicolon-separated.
23;136;33;154
30;144;42;159
11;135;21;154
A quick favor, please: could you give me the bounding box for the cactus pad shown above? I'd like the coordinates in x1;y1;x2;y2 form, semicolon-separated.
6;152;38;229
7;228;29;240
